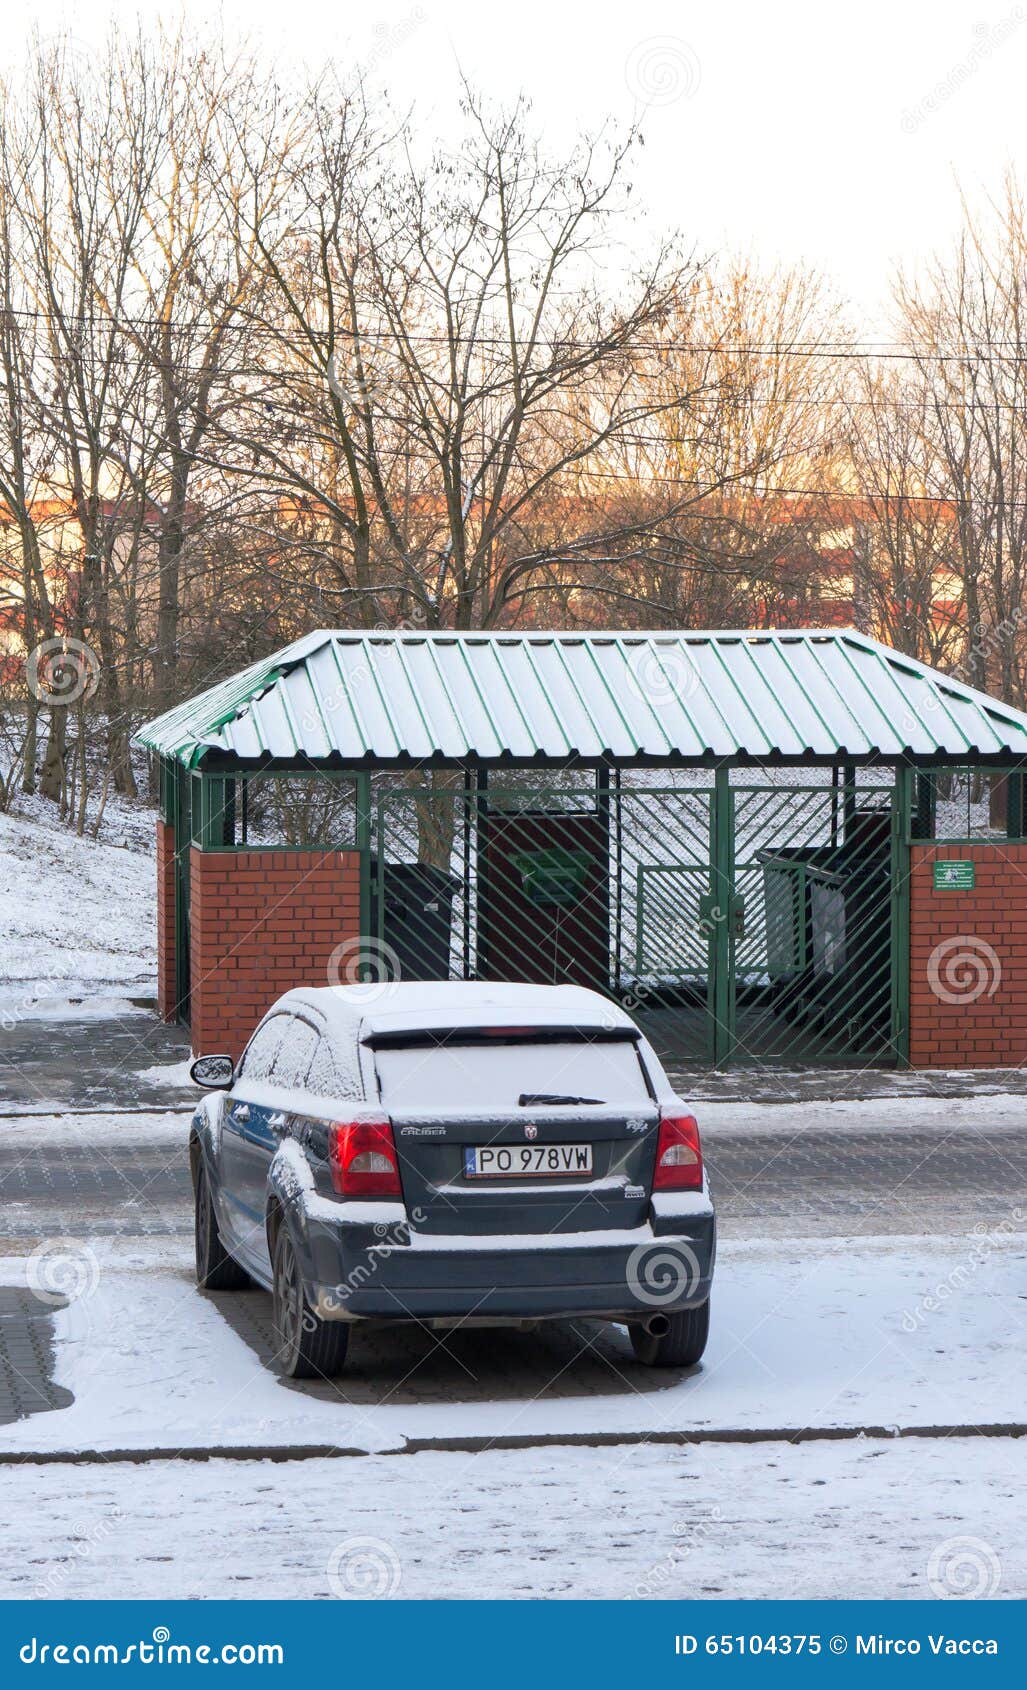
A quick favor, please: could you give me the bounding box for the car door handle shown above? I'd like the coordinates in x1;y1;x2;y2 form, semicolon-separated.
269;1113;286;1131
234;1105;251;1122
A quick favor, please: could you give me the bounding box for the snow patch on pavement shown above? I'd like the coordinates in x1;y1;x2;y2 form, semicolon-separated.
698;1093;1027;1136
135;1059;196;1087
0;1110;189;1146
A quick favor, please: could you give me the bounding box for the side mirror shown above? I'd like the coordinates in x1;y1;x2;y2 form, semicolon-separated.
190;1053;235;1090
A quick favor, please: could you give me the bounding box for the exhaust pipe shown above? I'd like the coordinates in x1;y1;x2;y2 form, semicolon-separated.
642;1313;671;1338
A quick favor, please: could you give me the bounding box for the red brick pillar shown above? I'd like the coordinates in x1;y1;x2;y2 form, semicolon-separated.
156;819;177;1022
188;847;363;1059
908;842;1027;1067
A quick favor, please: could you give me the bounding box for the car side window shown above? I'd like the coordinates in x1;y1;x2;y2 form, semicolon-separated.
305;1036;343;1100
239;1015;286;1082
272;1019;319;1091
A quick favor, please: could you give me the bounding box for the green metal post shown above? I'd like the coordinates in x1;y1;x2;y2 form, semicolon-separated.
913;771;935;840
475;769;489;979
355;772;372;982
1006;767;1026;839
710;764;734;1067
174;763;192;1021
595;762;613;993
462;767;474;980
195;774;235;847
890;766;912;1067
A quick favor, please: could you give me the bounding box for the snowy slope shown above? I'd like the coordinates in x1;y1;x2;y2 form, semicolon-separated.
0;804;156;1000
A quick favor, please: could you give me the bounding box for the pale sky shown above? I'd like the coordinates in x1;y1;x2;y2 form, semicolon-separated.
8;0;1027;326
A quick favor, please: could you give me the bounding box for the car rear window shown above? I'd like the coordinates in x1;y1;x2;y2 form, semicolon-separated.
372;1031;650;1111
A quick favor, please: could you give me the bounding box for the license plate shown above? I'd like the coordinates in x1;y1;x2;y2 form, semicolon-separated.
463;1143;593;1179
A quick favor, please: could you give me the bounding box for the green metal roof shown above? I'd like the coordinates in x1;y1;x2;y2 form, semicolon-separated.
133;628;1027;769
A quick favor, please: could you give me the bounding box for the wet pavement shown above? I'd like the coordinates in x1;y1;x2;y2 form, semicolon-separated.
0;1003;193;1113
0;1288;73;1426
5;999;1027;1112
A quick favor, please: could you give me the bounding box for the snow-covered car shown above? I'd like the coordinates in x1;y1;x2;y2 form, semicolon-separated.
188;982;716;1378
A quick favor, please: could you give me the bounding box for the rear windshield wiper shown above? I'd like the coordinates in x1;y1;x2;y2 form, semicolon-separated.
518;1092;604;1107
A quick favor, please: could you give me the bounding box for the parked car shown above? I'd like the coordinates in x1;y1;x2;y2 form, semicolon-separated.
188;982;715;1378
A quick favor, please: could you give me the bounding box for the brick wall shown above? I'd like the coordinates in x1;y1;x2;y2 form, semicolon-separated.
156;820;177;1023
189;847;362;1059
909;842;1027;1067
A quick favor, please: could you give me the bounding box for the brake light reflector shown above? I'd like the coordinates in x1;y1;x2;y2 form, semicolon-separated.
329;1118;402;1197
653;1112;703;1191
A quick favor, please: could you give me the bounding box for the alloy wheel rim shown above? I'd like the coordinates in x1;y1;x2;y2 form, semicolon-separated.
276;1241;302;1357
196;1174;210;1268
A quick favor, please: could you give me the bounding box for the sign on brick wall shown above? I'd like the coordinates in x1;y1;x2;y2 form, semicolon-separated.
932;860;976;891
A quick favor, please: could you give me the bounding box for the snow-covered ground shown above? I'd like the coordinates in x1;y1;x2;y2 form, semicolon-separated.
2;1230;1024;1458
699;1093;1027;1135
2;1436;1023;1601
0;803;156;1003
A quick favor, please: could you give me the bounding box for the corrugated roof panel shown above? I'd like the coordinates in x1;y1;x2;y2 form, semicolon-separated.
132;628;1027;767
858;648;969;756
737;638;829;756
783;638;876;755
827;639;914;756
555;639;640;757
477;640;550;758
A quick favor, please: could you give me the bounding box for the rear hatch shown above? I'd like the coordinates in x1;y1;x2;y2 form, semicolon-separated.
366;1025;659;1235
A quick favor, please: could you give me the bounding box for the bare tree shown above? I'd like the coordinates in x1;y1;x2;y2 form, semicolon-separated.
894;174;1027;701
229;87;717;629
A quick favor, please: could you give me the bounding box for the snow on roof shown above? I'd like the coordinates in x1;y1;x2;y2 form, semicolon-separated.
134;627;1027;768
272;981;636;1042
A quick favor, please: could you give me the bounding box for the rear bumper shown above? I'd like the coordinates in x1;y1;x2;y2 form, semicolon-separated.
300;1193;716;1322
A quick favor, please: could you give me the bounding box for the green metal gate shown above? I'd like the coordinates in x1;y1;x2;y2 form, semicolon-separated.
718;776;900;1067
371;771;903;1070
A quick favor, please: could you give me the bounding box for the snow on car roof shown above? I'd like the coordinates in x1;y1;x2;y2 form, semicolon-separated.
271;981;636;1042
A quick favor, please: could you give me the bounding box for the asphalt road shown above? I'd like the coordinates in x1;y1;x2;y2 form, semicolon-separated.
1;1117;1024;1242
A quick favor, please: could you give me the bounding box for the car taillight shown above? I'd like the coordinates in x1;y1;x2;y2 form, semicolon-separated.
653;1112;703;1191
329;1118;402;1197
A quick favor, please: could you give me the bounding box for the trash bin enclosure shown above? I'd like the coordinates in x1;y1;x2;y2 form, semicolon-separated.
135;629;1027;1069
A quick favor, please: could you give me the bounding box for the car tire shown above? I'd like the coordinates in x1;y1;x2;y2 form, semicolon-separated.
194;1161;251;1291
629;1298;710;1367
272;1227;350;1380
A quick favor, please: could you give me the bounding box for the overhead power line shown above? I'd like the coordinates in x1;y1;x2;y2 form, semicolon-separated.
7;304;1027;365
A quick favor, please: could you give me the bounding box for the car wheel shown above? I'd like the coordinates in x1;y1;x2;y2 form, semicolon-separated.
194;1161;251;1290
629;1298;710;1367
272;1228;349;1380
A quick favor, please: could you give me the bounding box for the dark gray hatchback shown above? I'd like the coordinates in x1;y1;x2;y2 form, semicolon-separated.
189;983;716;1378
